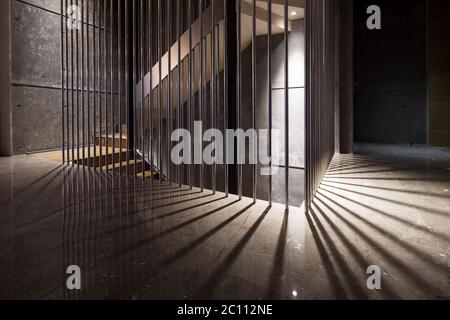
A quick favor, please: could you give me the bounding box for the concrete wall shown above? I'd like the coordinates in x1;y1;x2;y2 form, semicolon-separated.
10;0;63;154
354;0;427;144
0;0;12;156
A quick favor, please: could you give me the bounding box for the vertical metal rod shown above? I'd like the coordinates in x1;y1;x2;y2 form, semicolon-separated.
268;0;272;206
118;0;122;175
71;0;75;165
148;0;153;182
211;0;216;194
215;21;219;190
98;0;102;172
223;0;228;197
167;0;172;185
65;0;70;164
61;0;65;164
188;0;192;189
177;0;181;187
252;0;256;202
93;0;97;170
199;0;204;191
87;0;91;166
125;0;130;176
111;0;115;175
81;0;85;166
140;0;145;178
104;0;109;173
158;0;162;183
76;0;80;166
237;0;242;199
133;0;138;177
284;0;289;210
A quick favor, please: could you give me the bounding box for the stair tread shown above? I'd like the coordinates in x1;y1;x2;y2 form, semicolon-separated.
106;159;142;169
136;171;158;177
96;134;128;139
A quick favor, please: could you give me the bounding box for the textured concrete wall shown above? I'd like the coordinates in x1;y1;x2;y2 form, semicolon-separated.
354;0;427;144
0;0;12;156
10;0;63;154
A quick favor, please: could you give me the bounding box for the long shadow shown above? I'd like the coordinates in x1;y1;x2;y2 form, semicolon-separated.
149;193;215;210
327;162;386;173
195;205;271;299
325;167;415;176
152;202;256;275
100;195;230;237
116;199;242;255
314;193;441;295
304;206;347;298
324;175;449;183
9;164;64;198
317;190;448;273
320;186;450;243
322;179;450;199
320;183;450;218
312;200;402;299
148;190;203;202
265;209;288;299
308;203;369;299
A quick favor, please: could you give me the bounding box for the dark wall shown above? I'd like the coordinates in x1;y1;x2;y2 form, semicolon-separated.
354;0;427;144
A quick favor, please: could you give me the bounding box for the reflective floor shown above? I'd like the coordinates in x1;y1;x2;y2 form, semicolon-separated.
0;150;449;299
0;155;305;300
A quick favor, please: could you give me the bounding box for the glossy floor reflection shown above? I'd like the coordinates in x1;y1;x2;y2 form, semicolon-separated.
1;152;449;300
0;155;305;300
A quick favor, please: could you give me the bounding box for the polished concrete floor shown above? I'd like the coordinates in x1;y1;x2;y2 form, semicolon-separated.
0;149;449;299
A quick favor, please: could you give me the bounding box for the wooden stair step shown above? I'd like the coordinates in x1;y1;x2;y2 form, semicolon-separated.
80;149;129;167
136;170;160;179
106;159;145;175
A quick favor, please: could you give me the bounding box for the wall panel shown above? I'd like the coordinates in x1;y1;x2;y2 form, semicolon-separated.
429;0;450;147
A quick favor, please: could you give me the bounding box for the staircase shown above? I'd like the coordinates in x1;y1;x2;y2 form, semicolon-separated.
73;128;159;179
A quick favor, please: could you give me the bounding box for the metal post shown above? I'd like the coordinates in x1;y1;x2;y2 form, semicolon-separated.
158;0;162;183
71;0;75;166
177;0;181;187
86;0;91;166
223;0;228;197
284;0;289;210
111;0;115;175
118;0;123;175
76;0;80;166
104;0;108;172
81;0;85;166
65;0;70;164
211;0;216;194
252;0;256;202
94;0;98;171
133;0;137;176
188;0;193;189
98;0;103;172
148;0;153;181
167;0;172;185
61;0;65;164
237;0;242;199
140;0;145;177
125;0;130;176
199;0;204;191
268;0;272;206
